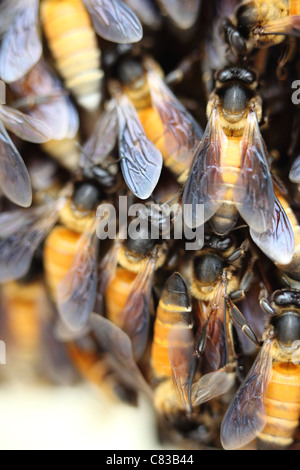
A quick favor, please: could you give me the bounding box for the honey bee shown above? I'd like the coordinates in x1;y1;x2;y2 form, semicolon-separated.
151;272;195;416
221;289;300;450
87;54;202;199
0;180;103;332
222;0;300;55
188;233;259;407
103;215;168;361
0;0;143;111
10;59;80;171
157;0;201;31
182;66;295;266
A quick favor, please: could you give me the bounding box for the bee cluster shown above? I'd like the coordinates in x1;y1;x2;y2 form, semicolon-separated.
0;0;300;451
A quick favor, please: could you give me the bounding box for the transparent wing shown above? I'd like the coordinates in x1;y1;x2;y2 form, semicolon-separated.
83;0;143;43
146;60;203;173
0;105;52;143
90;313;153;398
289;155;300;183
250;195;295;265
168;325;195;414
0;0;42;83
234;109;275;233
81;100;118;168
117;256;156;361
57;222;99;332
0;120;32;207
192;369;235;406
0;200;62;282
182;107;227;229
116;93;163;199
158;0;201;30
124;0;162;30
221;339;273;450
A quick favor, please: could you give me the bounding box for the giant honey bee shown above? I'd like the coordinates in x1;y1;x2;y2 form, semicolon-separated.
221;288;300;450
0;179;106;332
86;54;203;199
182;66;295;266
102;210;168;361
222;0;300;55
10;59;80;171
0;0;143;111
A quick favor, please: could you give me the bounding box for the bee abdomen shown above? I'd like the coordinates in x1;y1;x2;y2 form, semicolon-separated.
105;267;137;327
151;273;193;378
258;363;300;450
44;226;81;301
41;0;103;111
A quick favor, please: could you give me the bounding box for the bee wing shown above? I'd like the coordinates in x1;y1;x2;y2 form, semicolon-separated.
82;0;143;43
0;201;61;282
221;339;273;450
262;15;300;37
289;155;300;183
0;120;32;207
146;63;203;171
233;109;275;233
192;369;236;407
90;313;153;398
0;105;52;143
57;223;99;332
182;107;227;229
250;195;295;265
124;0;162;30
95;239;121;315
118;256;156;361
0;0;42;83
158;0;201;30
116;93;163;200
81;100;118;168
168;325;195;414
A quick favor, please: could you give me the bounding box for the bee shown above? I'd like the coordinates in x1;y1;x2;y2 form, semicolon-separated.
103;214;168;361
88;54;202;199
222;0;300;55
182;66;295;266
0;180;103;332
0;0;143;112
10;59;80;171
187;233;259;408
151;272;195;416
157;0;201;31
221;289;300;450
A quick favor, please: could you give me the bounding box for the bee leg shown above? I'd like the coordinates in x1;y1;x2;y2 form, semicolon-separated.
221;18;247;56
260;298;276;316
226;297;262;346
165;51;201;85
228;256;257;302
226;240;250;263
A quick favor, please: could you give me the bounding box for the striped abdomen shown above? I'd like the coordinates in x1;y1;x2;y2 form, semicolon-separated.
211;137;241;234
151;273;193;378
105;267;137;328
258;362;300;450
41;0;103;111
44;226;81;301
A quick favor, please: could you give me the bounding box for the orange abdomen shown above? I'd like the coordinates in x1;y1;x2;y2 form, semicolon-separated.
151;302;193;379
41;0;103;111
290;0;300;15
43;226;81;301
258;362;300;449
1;281;44;365
105;267;137;328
